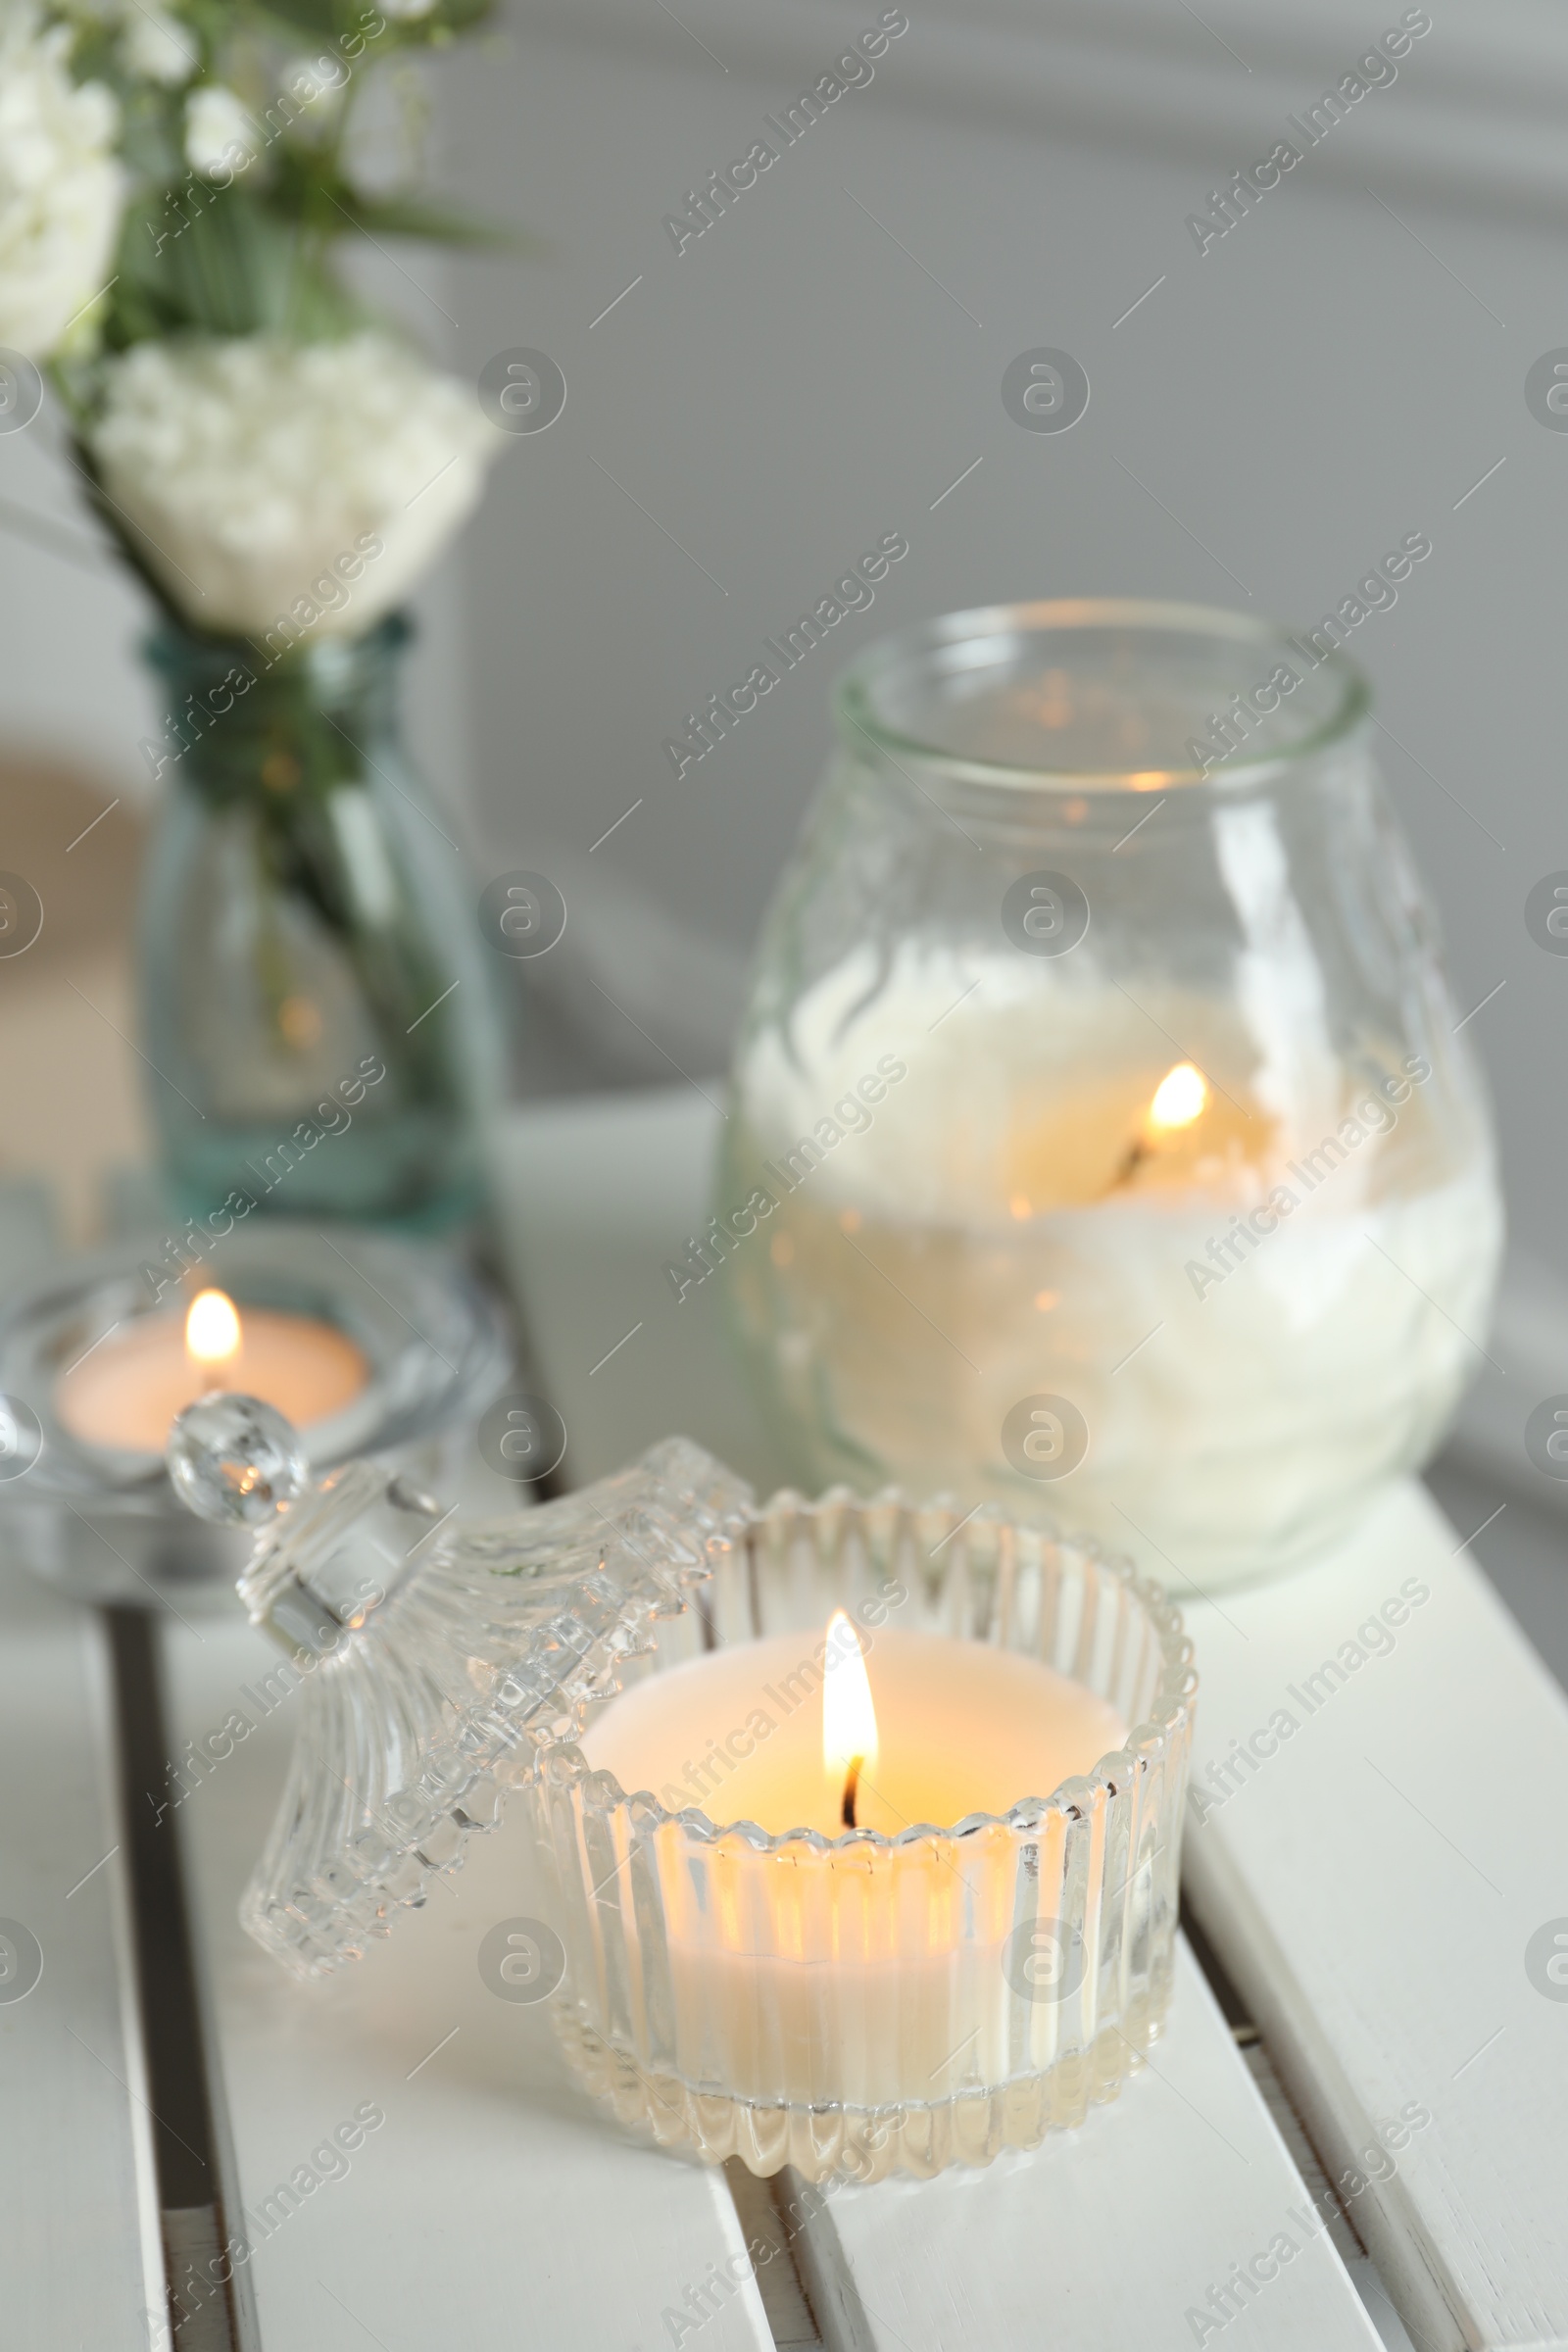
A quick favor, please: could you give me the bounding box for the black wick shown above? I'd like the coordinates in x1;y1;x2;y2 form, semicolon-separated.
842;1756;863;1830
1109;1135;1151;1190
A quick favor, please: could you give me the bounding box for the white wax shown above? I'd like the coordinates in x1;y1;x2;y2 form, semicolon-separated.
56;1308;368;1453
573;1627;1128;2113
728;945;1501;1585
581;1627;1125;1837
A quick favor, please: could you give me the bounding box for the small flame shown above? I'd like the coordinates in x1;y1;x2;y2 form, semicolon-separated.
1148;1061;1207;1136
185;1288;241;1367
822;1609;879;1790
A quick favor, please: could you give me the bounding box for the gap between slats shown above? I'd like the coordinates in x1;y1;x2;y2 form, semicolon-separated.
105;1608;256;2352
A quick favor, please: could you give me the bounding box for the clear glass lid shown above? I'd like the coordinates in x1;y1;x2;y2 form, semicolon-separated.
168;1408;754;1974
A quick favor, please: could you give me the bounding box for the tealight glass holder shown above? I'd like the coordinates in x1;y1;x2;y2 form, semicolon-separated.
717;598;1502;1589
549;1485;1193;2181
169;1421;1194;2185
0;1221;508;1605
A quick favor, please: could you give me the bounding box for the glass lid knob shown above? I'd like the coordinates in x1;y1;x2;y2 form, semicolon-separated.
167;1393;308;1526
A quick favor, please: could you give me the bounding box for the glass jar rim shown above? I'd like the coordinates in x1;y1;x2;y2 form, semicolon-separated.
835;597;1371;792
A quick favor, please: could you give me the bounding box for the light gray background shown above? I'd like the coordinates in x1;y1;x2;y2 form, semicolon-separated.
2;0;1565;1278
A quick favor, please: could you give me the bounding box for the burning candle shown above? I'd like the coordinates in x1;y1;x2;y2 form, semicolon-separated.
825;1609;877;1828
186;1287;241;1384
723;949;1499;1584
575;1607;1127;2116
56;1287;368;1454
583;1613;1124;1841
1110;1059;1208;1188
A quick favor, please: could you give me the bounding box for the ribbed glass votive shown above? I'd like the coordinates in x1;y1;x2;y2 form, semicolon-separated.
534;1488;1195;2182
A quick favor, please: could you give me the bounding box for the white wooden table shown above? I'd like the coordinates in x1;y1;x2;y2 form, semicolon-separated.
4;1092;1565;2350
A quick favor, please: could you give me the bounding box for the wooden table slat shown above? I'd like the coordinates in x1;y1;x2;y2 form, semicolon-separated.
0;1571;164;2346
1183;1485;1568;2352
164;1616;774;2352
790;1940;1386;2352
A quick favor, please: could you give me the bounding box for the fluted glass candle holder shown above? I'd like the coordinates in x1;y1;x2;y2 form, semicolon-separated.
548;1485;1195;2181
166;1420;1194;2185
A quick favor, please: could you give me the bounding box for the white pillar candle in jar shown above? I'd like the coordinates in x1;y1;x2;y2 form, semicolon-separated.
720;942;1497;1589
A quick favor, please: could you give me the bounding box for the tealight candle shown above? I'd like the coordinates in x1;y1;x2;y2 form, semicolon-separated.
574;1607;1128;2125
56;1287;368;1454
583;1615;1124;1838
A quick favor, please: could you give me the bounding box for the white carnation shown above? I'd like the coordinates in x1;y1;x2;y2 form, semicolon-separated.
0;18;123;358
91;332;502;637
185;84;261;179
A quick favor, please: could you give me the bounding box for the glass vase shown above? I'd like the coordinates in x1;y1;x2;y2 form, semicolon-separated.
137;614;501;1231
716;599;1502;1591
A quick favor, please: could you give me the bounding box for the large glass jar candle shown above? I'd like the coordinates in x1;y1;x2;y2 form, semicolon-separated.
716;601;1502;1590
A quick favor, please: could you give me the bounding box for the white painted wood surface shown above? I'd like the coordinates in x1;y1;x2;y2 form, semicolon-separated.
3;1099;1559;2348
496;1088;1568;2350
162;1612;775;2352
157;1614;1386;2351
0;1566;163;2347
488;1088;791;1496
793;1942;1384;2352
1182;1484;1568;2352
491;1092;1396;2348
144;1092;1381;2349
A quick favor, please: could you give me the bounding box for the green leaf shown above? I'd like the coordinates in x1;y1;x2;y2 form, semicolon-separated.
333;189;523;249
109;183;368;345
245;0;350;37
266;145;520;251
247;0;498;47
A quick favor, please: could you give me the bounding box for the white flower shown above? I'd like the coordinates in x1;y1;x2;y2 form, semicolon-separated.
185;84;261;179
91;332;502;637
122;7;198;85
279;52;349;126
0;18;123;359
379;0;437;16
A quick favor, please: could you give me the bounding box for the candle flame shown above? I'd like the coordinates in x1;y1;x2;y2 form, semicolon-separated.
185;1288;241;1367
1147;1061;1207;1135
822;1609;879;1818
